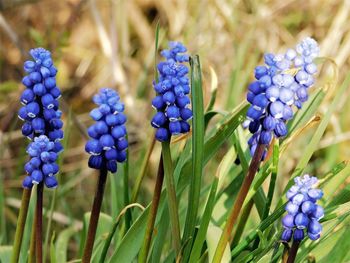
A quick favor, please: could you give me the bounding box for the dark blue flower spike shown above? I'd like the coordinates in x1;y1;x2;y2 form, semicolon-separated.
281;175;324;242
151;41;192;142
18;48;63;188
85;88;128;173
244;38;319;159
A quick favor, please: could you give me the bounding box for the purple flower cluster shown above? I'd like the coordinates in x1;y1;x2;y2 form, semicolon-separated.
85;88;128;173
245;38;319;158
151;42;193;142
22;136;59;188
18;48;63;188
281;175;324;242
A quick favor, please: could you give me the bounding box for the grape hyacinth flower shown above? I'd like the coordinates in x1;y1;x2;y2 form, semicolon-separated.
85;88;128;173
151;41;193;142
18;47;63;188
244;37;319;158
83;88;127;262
281;175;324;243
22;135;60;189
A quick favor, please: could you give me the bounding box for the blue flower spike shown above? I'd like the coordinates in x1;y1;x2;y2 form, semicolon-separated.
281;175;324;243
85;88;128;173
151;41;192;142
244;38;319;159
19;48;63;189
22;135;59;189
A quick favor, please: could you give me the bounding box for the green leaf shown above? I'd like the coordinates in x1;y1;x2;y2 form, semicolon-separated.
188;177;218;262
55;227;77;262
50;233;56;263
176;103;248;193
150;208;169;263
183;55;205;257
108;210;148;263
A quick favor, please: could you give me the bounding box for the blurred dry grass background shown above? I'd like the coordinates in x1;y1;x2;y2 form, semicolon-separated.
1;0;350;245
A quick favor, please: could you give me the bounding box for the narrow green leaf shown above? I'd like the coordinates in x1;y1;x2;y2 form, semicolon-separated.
188;177;218;263
123;144;131;231
150;207;169;263
109;209;148;262
50;233;56;263
183;55;205;256
176;103;248;192
55;227;77;262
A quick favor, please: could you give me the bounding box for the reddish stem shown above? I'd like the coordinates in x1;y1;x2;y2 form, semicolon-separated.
82;166;108;263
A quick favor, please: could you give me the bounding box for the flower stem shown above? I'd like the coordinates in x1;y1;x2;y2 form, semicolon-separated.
231;199;254;247
36;183;43;263
287;241;300;263
28;208;37;263
123;142;131;231
131;133;156;203
138;155;164;263
11;188;32;263
161;141;181;257
212;143;265;263
82;165;108;263
282;243;290;263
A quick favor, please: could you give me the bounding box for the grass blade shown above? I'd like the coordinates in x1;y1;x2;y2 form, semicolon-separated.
183;55;205;257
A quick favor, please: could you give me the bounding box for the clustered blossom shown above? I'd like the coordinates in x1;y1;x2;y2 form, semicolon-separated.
22;136;60;188
281;175;324;243
151;42;193;142
85;88;128;173
18;48;63;188
245;37;319;158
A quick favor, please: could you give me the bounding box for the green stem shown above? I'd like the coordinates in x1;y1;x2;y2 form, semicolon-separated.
131;133;156;203
161;141;181;256
28;207;37;263
212;143;265;263
43;188;57;261
138;155;164;263
35;183;43;263
123;140;131;231
287;241;300;263
11;188;32;263
82;166;108;263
